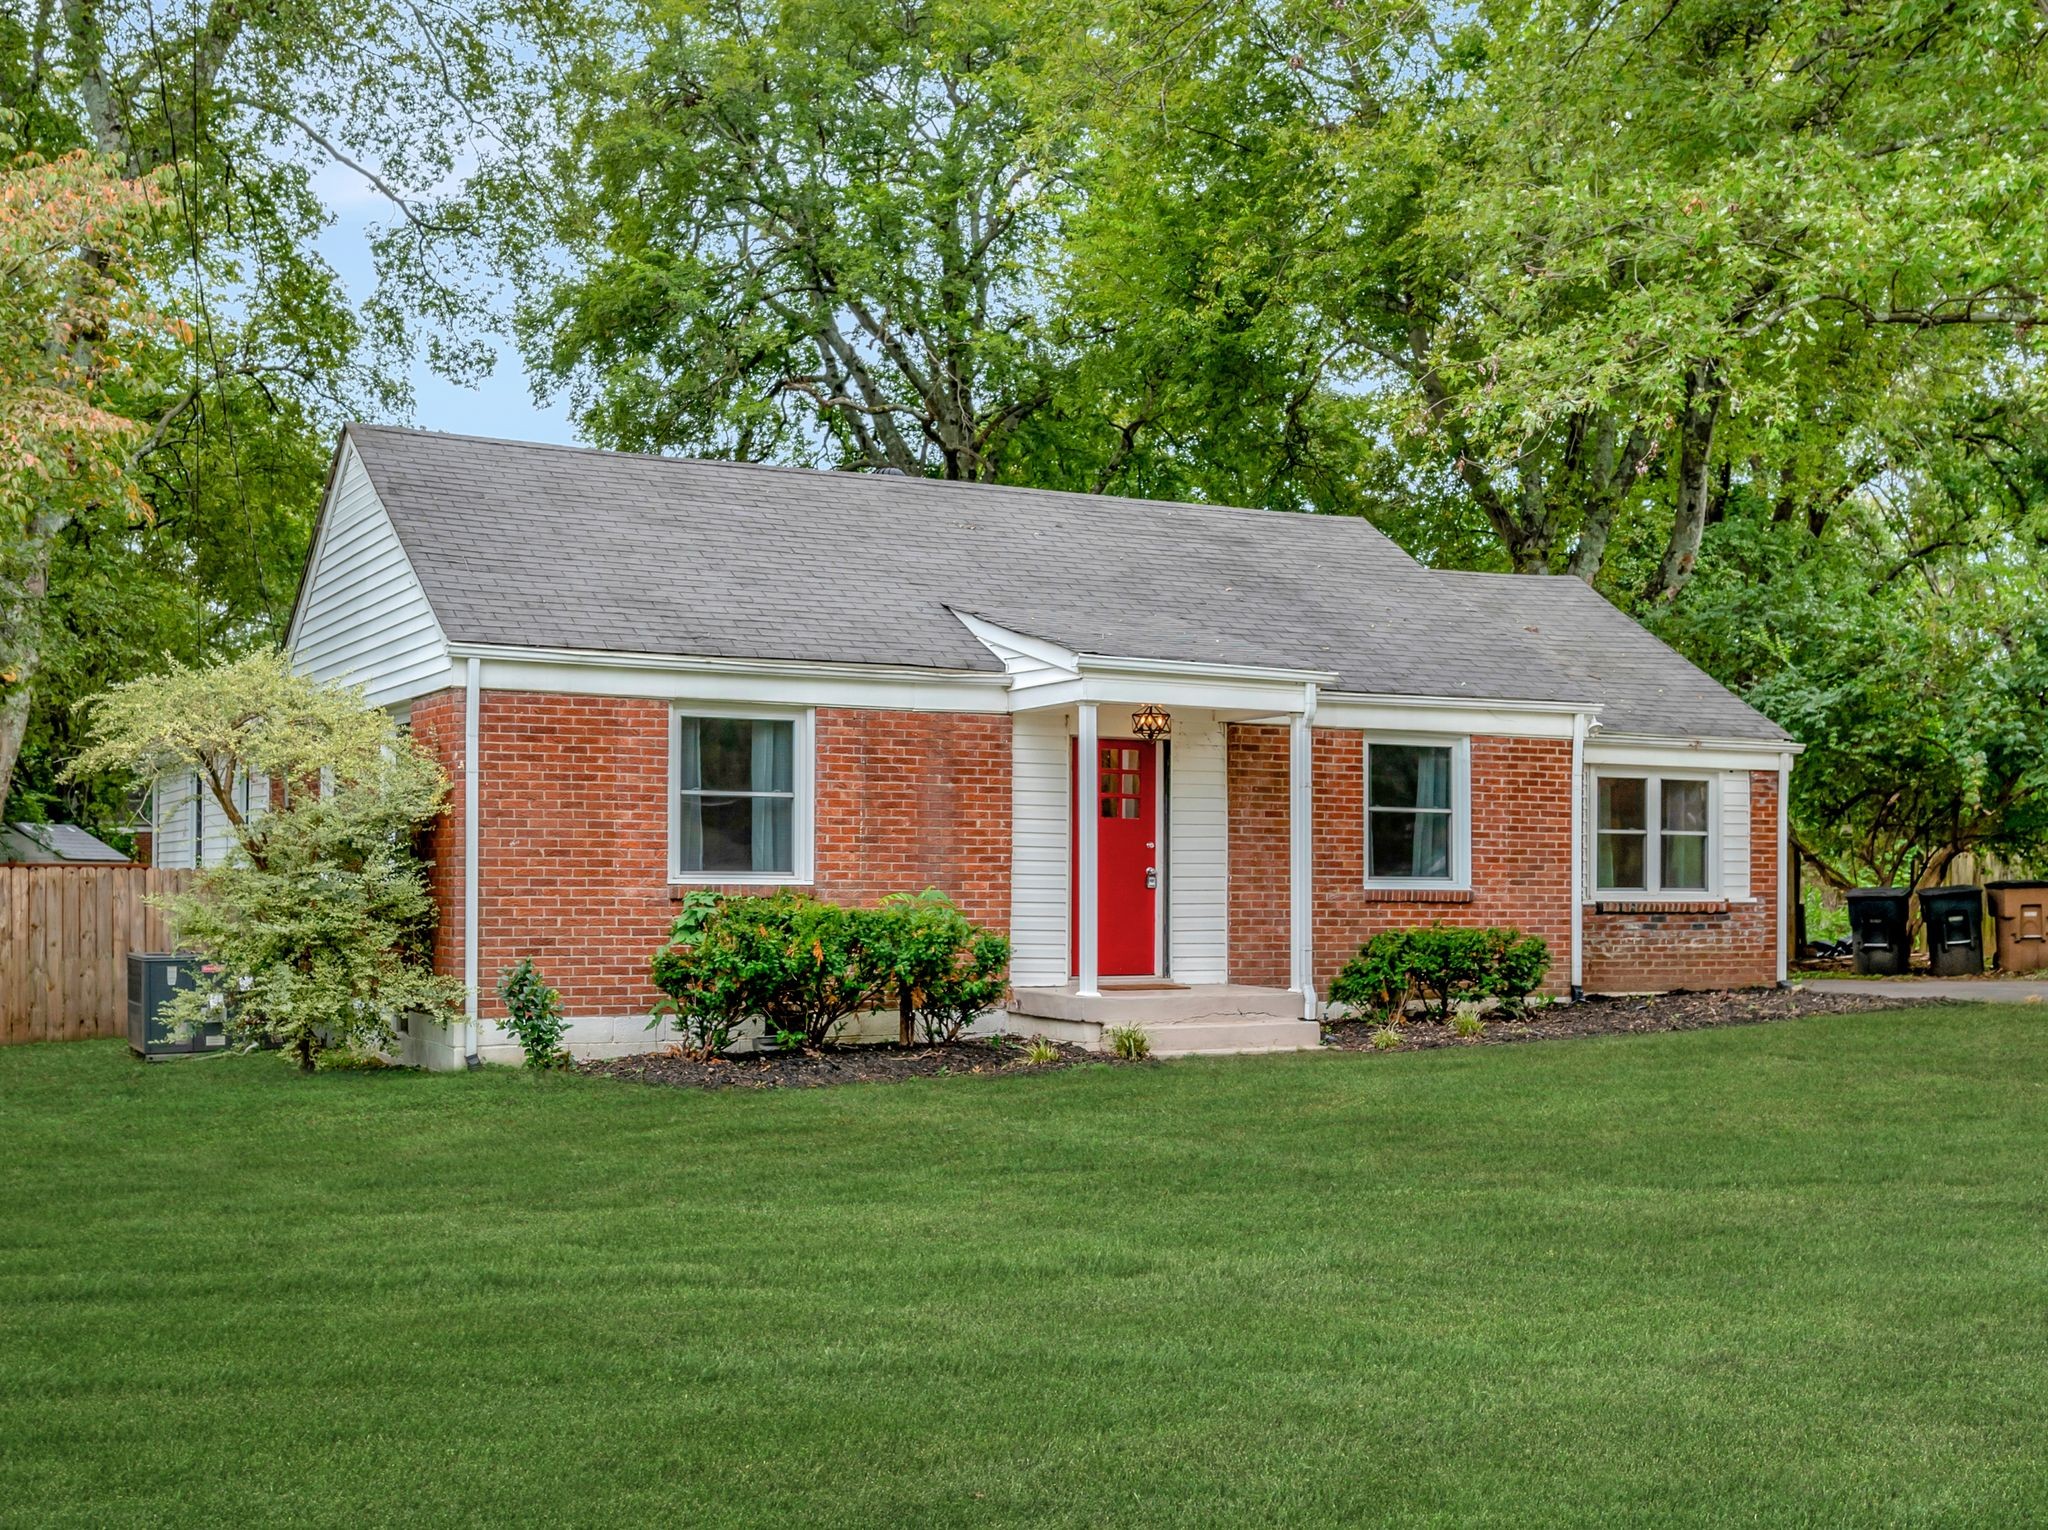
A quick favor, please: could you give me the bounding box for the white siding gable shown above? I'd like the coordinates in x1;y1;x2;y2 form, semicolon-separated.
288;441;451;705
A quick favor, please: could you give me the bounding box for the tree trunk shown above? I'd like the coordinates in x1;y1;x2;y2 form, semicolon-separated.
1651;360;1725;600
0;530;57;813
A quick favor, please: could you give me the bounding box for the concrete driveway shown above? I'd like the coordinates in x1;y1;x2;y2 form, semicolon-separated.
1799;976;2048;1003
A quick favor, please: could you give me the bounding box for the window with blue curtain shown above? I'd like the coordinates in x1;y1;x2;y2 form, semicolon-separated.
676;716;796;876
1367;742;1456;881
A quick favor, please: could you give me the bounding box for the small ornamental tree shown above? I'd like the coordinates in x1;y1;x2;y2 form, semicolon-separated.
66;652;463;1070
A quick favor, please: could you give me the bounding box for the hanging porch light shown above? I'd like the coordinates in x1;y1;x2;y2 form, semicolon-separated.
1131;702;1171;741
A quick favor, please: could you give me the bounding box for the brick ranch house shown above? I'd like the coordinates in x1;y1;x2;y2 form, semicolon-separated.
154;425;1799;1064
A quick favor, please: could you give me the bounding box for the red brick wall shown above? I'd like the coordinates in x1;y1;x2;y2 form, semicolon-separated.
408;691;1010;1018
1227;730;1781;997
1227;728;1575;995
1581;769;1780;992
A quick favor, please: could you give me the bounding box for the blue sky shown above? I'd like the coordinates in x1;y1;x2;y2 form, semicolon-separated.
311;163;580;446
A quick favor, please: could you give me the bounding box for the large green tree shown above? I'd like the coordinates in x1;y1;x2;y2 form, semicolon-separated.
0;0;562;829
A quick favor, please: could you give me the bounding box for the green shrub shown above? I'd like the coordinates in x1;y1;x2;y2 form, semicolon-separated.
496;958;568;1071
871;889;1011;1044
1105;1024;1151;1060
1326;931;1414;1019
1329;925;1551;1022
649;891;886;1052
1020;1036;1061;1066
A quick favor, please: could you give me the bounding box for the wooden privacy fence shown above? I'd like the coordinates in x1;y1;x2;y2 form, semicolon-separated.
1;867;194;1045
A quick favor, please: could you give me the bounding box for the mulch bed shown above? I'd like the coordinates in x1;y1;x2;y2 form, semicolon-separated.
1322;984;1930;1053
583;986;1931;1090
580;1035;1103;1090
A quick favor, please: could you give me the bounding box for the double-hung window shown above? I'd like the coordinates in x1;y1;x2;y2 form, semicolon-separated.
672;711;809;881
1595;775;1711;894
1365;738;1468;886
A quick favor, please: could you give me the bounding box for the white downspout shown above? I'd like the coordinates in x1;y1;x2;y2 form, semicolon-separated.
1570;712;1588;1000
1289;683;1319;1020
463;655;481;1067
1076;700;1099;998
1777;750;1793;986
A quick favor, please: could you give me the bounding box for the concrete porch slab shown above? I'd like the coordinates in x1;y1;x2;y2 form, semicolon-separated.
1008;982;1304;1025
1006;983;1321;1056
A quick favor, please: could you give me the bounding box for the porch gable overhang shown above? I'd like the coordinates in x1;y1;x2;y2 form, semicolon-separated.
952;610;1336;717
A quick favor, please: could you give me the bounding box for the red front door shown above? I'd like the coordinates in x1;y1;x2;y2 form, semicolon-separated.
1072;738;1158;977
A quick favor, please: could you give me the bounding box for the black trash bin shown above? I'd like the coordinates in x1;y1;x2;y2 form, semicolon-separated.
1846;889;1913;975
1918;886;1985;977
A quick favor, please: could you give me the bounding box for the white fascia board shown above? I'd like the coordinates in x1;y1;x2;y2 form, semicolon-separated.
1315;694;1594;739
1588;734;1803;771
455;643;1010;712
1013;672;1321;715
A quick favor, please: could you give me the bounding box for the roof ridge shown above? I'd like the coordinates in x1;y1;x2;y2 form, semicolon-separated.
341;421;1416;548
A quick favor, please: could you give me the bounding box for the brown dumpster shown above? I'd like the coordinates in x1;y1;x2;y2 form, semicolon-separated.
1985;881;2048;973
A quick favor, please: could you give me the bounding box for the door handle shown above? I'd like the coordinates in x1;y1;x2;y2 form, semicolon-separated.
1145;867;1158;889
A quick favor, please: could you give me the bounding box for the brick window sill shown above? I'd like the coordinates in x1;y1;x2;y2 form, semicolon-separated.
1593;899;1730;916
1359;887;1475;905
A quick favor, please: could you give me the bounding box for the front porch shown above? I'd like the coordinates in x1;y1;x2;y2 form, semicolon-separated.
1007;982;1321;1056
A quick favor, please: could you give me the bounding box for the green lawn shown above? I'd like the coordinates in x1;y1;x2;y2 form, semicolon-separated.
3;1009;2045;1527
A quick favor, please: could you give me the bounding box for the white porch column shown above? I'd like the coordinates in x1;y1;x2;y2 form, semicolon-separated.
1288;687;1318;1018
1076;700;1100;998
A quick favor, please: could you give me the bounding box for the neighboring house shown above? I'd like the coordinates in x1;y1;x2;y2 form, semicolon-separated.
165;424;1800;1065
0;822;132;866
150;770;264;870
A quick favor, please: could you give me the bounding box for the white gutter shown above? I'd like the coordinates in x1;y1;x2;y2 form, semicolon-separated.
1777;750;1793;986
463;655;481;1067
1570;712;1589;999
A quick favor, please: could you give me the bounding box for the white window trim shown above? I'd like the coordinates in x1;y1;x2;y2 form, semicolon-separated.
1362;733;1472;892
1593;769;1718;899
668;704;816;885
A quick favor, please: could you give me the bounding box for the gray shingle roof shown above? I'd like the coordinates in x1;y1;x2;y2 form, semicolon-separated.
1;823;131;865
344;424;1786;742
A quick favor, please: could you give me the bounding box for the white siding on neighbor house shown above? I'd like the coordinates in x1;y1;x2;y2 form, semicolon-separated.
1719;771;1751;900
1167;715;1230;984
150;769;266;869
1010;710;1071;988
288;441;451;705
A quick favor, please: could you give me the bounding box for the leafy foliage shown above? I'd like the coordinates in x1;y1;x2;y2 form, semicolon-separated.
1329;926;1551;1022
873;889;1011;1045
1105;1024;1151;1061
65;651;460;1070
496;959;569;1071
0;138;176;810
649;891;885;1051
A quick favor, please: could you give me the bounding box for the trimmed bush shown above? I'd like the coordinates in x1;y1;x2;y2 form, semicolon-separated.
650;891;885;1052
648;889;1011;1053
872;889;1012;1044
1328;925;1551;1021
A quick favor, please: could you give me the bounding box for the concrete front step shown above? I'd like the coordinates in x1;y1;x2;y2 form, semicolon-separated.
1145;1019;1324;1056
1005;983;1320;1056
